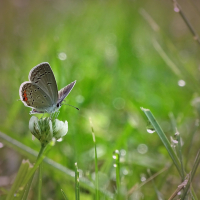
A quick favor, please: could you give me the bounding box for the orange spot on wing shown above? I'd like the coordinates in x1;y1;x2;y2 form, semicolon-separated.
23;90;28;101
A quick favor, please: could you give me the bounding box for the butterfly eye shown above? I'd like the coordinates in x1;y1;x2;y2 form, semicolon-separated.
57;103;60;108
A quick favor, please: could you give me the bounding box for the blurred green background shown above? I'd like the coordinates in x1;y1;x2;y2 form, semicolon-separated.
1;0;200;199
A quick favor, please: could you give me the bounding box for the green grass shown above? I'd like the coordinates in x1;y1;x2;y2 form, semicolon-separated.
1;0;200;199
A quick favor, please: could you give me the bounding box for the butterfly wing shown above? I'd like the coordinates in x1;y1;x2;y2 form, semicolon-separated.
28;62;58;104
19;81;53;112
57;81;76;105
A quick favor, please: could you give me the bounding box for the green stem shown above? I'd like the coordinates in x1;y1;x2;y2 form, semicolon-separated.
21;174;35;200
38;162;43;200
94;140;99;200
37;145;46;200
116;153;120;199
18;145;47;200
113;150;120;199
37;145;46;161
75;163;80;200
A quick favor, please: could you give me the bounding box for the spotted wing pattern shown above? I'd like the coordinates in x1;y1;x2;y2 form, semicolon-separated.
57;81;76;105
28;62;58;104
19;81;52;111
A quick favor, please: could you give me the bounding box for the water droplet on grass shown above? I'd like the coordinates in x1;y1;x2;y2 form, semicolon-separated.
147;128;155;133
146;120;155;133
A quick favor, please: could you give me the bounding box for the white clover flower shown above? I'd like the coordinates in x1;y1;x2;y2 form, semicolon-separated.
29;116;68;146
53;119;68;140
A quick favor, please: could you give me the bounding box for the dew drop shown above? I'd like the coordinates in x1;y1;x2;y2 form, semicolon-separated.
178;80;186;87
146;120;155;134
114;150;119;154
147;128;155;134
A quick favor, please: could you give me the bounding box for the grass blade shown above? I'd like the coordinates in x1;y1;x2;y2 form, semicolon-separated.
75;163;80;200
89;118;99;200
181;150;200;199
169;113;185;180
38;162;43;200
61;189;69;200
141;108;182;175
0;131;114;199
20;174;35;200
147;169;163;200
6;160;31;200
113;150;121;199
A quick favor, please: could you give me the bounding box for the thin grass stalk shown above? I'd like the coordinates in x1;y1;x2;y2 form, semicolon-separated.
19;143;51;194
22;145;46;187
75;163;80;200
61;189;69;200
169;113;185;182
147;169;162;200
17;144;49;200
20;174;34;200
38;162;43;200
181;150;200;199
172;0;200;46
127;166;168;197
89;118;99;200
169;113;185;180
113;150;121;199
175;130;185;181
185;120;198;170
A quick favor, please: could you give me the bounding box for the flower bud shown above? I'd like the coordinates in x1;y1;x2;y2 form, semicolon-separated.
29;116;68;146
53;119;68;140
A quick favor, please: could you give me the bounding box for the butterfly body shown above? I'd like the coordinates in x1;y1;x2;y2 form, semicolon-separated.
19;62;76;114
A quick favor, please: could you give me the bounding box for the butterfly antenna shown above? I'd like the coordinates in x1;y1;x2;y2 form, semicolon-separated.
63;103;79;110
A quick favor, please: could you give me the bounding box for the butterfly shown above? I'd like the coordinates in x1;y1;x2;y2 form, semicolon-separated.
19;62;76;114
